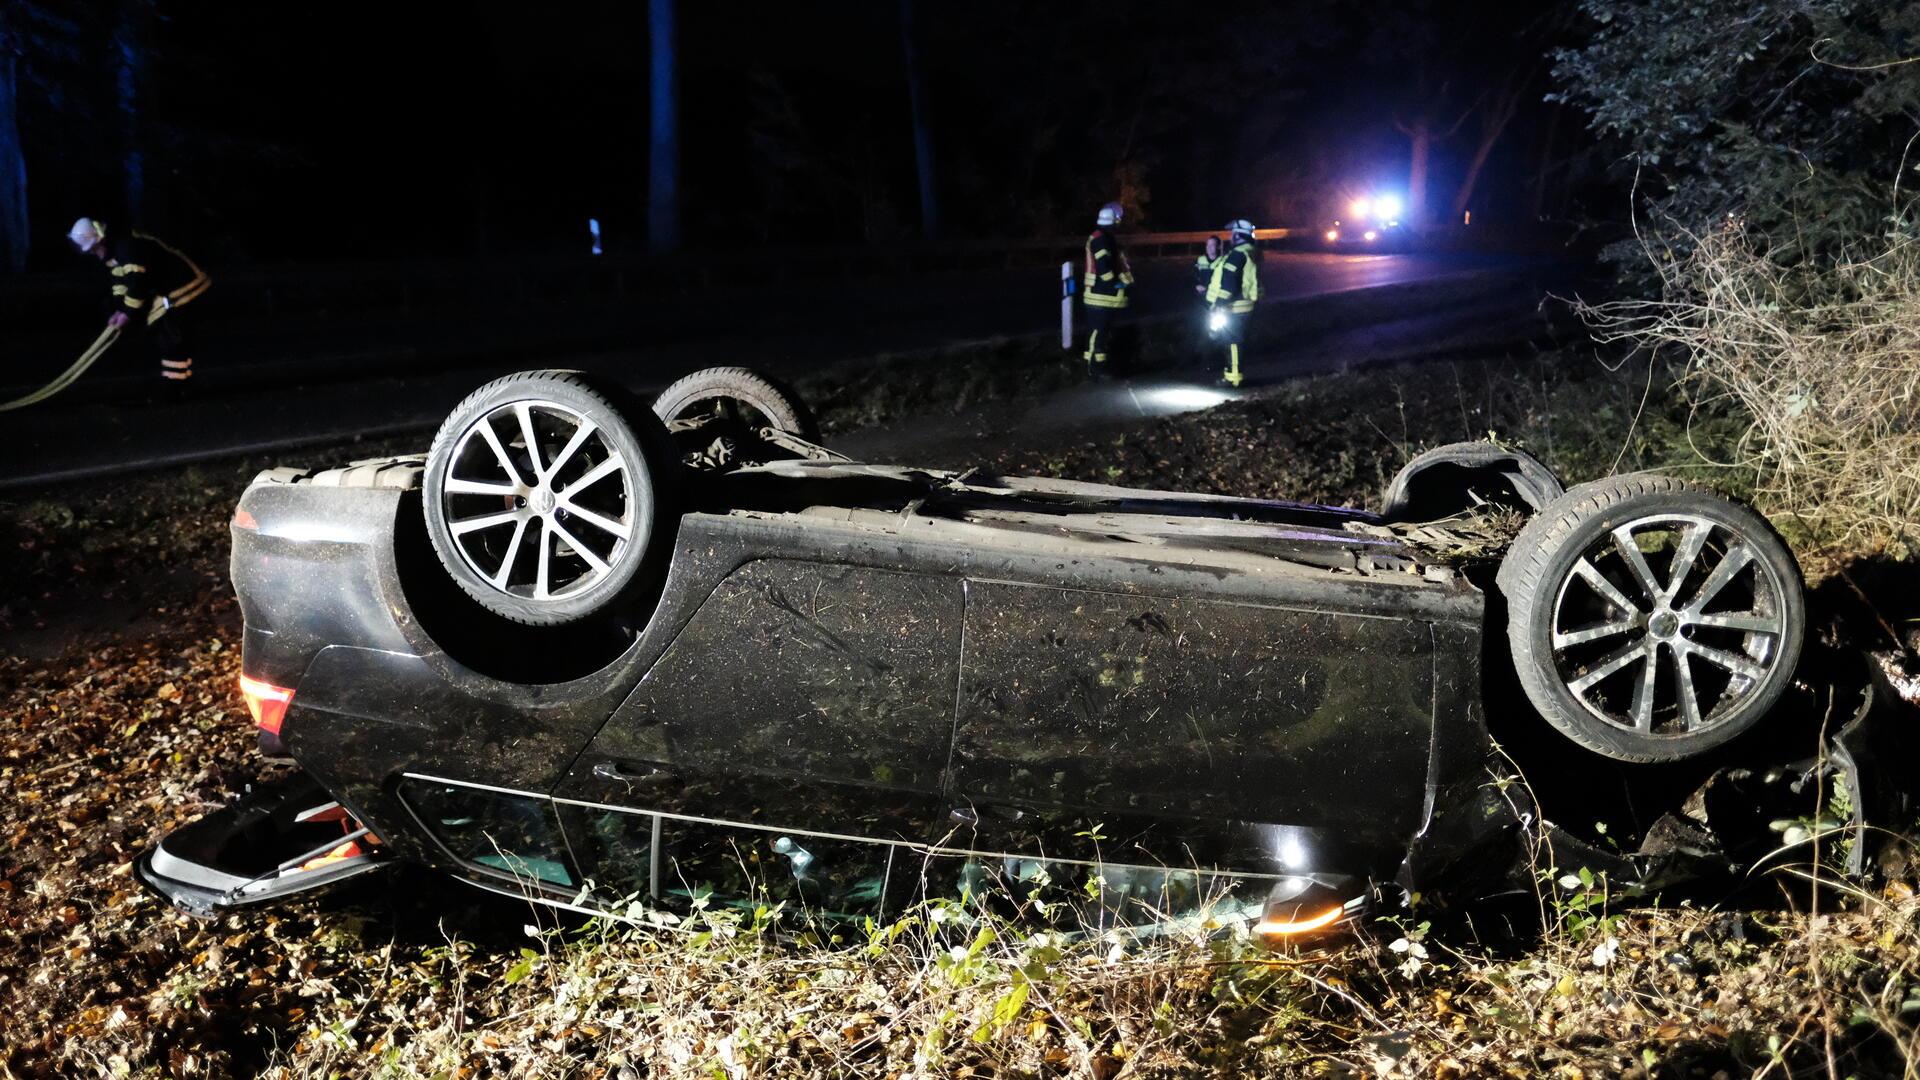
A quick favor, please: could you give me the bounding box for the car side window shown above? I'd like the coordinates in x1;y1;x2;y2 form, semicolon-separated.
398;778;576;889
555;803;657;904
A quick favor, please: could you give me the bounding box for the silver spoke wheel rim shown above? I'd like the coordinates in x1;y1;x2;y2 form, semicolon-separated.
1549;513;1787;737
441;398;634;602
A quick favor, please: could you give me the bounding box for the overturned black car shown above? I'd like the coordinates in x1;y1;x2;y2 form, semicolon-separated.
137;367;1913;937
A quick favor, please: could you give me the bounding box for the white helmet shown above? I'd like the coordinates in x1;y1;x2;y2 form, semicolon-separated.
68;217;106;251
1226;218;1256;238
1097;202;1124;226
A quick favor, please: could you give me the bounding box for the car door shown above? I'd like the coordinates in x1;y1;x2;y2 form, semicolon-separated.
553;557;963;920
936;580;1434;917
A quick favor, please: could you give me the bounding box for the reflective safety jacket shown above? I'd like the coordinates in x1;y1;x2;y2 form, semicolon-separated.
1194;250;1221;293
1082;226;1134;309
1205;240;1260;314
100;233;189;324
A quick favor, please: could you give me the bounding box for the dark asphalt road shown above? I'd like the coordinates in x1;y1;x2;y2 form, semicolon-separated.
0;251;1531;488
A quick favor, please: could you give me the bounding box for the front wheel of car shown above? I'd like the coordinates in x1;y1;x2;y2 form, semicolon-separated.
1498;473;1805;763
423;370;677;627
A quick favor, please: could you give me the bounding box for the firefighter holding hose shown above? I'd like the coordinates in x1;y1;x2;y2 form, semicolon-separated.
68;217;203;385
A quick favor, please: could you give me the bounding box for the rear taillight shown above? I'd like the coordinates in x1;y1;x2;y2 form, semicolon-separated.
238;675;295;736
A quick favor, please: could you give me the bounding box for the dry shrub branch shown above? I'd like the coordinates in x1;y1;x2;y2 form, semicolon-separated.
1580;226;1920;565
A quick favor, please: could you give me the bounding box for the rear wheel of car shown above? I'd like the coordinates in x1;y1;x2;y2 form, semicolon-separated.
423;370;677;627
1498;473;1805;763
653;366;815;438
1380;440;1563;521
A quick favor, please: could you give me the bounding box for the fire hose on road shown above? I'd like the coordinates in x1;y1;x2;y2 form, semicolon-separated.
0;233;211;413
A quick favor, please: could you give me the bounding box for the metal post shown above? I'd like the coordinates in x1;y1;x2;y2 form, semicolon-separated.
1060;261;1075;350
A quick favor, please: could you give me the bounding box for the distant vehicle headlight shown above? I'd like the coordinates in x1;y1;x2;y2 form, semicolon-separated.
1325;228;1339;242
1364;230;1378;242
1208;310;1229;331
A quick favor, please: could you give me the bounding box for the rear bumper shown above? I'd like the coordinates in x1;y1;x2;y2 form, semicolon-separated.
133;771;385;918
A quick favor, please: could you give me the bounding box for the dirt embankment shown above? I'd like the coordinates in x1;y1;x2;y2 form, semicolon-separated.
1;344;1916;1078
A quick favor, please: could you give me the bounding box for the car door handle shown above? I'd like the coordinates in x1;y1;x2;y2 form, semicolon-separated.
592;761;672;786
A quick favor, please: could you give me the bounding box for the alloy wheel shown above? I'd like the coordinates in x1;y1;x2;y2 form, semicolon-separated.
1548;513;1790;736
439;398;635;601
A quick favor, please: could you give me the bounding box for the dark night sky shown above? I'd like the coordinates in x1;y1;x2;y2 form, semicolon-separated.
14;1;1594;265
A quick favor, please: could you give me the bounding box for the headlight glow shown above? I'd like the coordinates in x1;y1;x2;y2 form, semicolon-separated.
1349;197;1370;218
1364;230;1378;242
1207;310;1228;331
1324;228;1339;242
1141;386;1233;410
1374;194;1402;219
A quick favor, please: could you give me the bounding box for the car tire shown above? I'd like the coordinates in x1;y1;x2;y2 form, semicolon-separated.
1380;440;1563;521
1498;473;1804;763
653;366;816;439
423;370;678;627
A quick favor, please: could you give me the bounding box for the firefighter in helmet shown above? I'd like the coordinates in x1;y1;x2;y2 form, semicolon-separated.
1193;234;1222;340
68;217;200;385
1205;218;1260;387
1081;201;1133;376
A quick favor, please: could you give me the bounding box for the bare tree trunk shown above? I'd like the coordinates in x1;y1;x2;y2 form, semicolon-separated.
0;10;27;273
1405;124;1431;229
1526;105;1563;222
646;0;681;253
1451;76;1526;223
1451;127;1498;223
1452;148;1489;223
898;0;938;239
1398;84;1470;234
113;0;149;226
